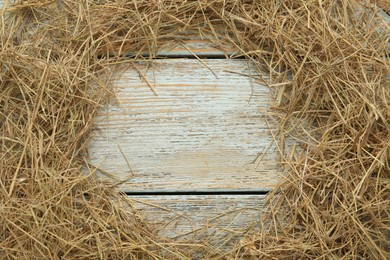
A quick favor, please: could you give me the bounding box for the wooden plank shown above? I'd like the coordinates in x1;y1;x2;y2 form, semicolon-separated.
129;195;265;253
112;36;238;58
88;59;280;192
156;38;236;58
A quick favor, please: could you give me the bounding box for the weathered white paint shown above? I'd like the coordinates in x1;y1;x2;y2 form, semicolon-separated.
130;195;265;250
88;59;280;192
118;36;238;58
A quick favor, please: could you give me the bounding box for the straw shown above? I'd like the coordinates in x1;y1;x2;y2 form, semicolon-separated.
1;0;388;259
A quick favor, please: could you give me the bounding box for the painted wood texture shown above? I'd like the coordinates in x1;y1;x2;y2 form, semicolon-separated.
88;59;280;192
130;195;265;252
109;35;238;58
154;37;237;57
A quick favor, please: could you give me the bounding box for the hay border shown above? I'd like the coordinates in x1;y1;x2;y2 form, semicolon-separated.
1;0;389;258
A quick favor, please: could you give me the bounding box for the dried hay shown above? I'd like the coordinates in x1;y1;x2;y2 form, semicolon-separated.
0;0;389;259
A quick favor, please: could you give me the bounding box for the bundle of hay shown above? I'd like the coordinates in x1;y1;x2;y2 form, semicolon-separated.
1;0;388;259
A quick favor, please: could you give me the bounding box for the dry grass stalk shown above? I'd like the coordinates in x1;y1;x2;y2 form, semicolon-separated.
0;0;389;259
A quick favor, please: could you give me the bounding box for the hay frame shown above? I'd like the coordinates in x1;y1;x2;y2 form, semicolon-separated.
0;0;389;259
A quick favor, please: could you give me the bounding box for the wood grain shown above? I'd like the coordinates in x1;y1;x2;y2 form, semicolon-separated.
88;59;280;192
113;35;238;58
129;194;265;253
155;37;237;57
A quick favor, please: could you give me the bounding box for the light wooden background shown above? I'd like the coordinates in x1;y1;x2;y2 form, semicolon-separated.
87;39;277;250
89;59;280;192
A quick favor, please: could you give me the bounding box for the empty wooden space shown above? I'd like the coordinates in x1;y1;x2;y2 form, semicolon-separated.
86;37;279;246
89;59;280;192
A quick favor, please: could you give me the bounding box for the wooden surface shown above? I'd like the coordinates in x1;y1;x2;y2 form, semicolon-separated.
130;194;265;253
133;195;265;238
153;37;237;58
110;35;238;58
88;59;280;192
